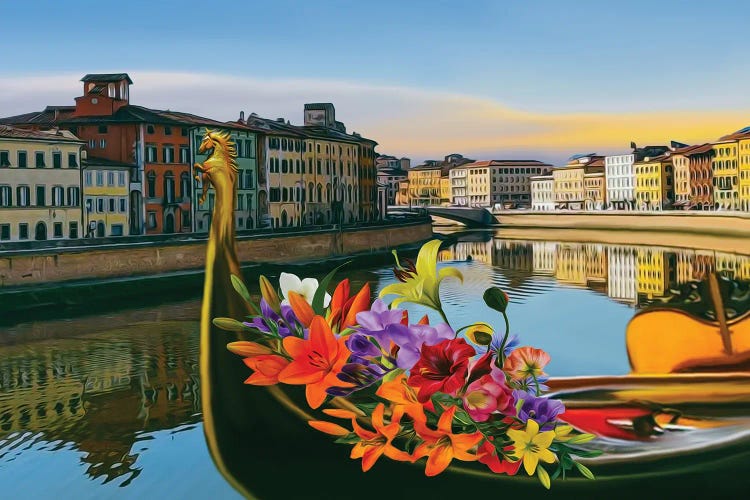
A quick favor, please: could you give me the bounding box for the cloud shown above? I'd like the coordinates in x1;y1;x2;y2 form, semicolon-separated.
1;71;747;164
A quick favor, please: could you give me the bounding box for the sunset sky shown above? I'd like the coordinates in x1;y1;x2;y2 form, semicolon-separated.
1;0;749;164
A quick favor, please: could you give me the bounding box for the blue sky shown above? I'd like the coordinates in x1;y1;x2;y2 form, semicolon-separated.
2;0;749;162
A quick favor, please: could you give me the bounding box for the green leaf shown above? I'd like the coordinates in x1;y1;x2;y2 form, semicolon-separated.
537;466;551;489
231;274;252;303
574;462;595;480
483;287;509;314
515;397;525;416
311;261;352;314
212;317;246;332
334;433;361;445
382;368;404;382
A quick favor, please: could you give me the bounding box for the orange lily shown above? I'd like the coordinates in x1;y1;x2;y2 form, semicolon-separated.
278;315;353;409
413;406;483;476
327;280;371;332
309;404;412;471
376;373;427;422
227;341;273;357
242;355;290;385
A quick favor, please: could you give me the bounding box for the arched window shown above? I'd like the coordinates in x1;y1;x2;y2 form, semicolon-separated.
164;171;175;203
282;159;288;173
317;183;323;203
308;182;314;202
147;171;156;198
180;172;190;199
282;187;288;202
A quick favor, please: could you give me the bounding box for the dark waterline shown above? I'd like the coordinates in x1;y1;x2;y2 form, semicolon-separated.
2;231;750;498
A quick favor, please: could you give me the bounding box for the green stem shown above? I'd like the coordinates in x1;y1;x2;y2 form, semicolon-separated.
497;312;510;360
532;372;541;397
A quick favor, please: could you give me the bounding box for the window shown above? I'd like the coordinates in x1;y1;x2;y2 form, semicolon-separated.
0;224;9;241
245;139;254;158
35;152;45;167
110;224;123;236
244;170;253;189
96;171;104;186
18;151;27;168
282;159;288;173
181;127;188;136
180;172;190;199
52;186;64;206
164;171;175;202
164;126;172;135
69;221;78;239
98;125;108;134
53;222;63;238
36;185;46;206
17;186;29;207
163;146;174;163
109;198;115;212
0;151;9;167
147;171;156;197
118;171;126;186
67;187;80;206
19;223;28;240
107;171;115;186
84;171;92;186
182;209;190;228
68;153;78;168
99;139;106;149
236;140;243;158
147;211;157;228
237;194;245;210
96;198;104;212
146;145;157;162
0;185;10;206
119;198;126;212
147;125;155;134
179;146;189;163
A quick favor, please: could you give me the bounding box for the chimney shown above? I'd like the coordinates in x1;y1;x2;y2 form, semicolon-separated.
276;118;285;123
239;110;245;123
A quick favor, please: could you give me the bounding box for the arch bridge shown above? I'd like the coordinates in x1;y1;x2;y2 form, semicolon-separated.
388;206;499;228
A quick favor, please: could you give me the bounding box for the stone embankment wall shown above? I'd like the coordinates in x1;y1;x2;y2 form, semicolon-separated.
0;220;433;288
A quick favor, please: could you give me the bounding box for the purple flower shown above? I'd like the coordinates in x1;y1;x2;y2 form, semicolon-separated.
346;332;382;358
512;390;565;430
329;356;391;397
355;299;404;339
242;298;302;338
384;322;454;370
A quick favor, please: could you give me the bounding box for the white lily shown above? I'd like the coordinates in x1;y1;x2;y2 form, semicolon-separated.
278;272;331;307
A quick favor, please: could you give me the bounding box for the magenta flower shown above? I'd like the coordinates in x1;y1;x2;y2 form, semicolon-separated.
463;370;516;422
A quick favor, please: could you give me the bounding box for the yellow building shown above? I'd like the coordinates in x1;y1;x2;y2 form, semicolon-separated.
440;175;451;205
554;244;587;286
82;157;132;237
0;125;84;241
711;138;739;210
407;165;442;206
718;127;750;211
634;154;674;210
552;154;604;209
464;162;491;207
670;145;700;207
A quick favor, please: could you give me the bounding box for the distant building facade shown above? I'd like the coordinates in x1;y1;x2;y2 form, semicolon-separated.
530;174;554;211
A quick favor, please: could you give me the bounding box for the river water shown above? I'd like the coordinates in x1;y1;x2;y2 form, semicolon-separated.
1;230;750;498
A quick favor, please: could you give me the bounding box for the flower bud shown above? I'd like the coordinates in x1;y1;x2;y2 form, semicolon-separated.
259;275;281;312
465;322;494;346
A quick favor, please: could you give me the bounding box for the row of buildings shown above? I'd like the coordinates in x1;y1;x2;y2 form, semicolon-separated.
529;139;745;212
0;73;382;242
375;153;555;209
379;129;750;213
437;239;750;305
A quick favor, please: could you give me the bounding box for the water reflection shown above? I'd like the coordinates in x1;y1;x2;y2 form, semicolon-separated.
0;320;203;488
438;233;750;309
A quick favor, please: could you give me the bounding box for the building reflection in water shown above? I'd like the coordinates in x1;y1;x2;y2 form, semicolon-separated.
440;233;750;310
0;320;201;486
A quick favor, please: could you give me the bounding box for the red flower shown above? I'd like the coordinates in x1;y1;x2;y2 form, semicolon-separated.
477;439;521;475
408;338;476;403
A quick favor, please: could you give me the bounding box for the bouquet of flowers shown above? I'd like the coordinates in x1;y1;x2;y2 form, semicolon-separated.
215;239;599;489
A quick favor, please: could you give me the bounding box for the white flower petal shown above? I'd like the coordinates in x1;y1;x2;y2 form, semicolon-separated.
299;278;320;302
323;293;331;307
279;272;302;299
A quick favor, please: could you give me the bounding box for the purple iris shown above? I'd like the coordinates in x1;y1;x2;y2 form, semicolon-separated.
346;332;382;358
512;390;565;430
383;322;454;370
329;355;392;397
243;298;303;337
355;299;404;339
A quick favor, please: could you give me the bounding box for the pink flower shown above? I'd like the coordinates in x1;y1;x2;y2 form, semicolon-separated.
462;370;515;422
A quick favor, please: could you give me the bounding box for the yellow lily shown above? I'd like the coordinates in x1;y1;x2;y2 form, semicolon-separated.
379;239;462;312
507;419;556;476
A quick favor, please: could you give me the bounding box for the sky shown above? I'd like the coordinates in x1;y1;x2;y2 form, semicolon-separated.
1;0;749;164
